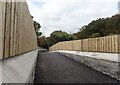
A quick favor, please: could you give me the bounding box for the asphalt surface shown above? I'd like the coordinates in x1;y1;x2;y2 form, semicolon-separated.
34;51;119;83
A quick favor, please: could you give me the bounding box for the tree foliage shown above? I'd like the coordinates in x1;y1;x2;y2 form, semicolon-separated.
45;30;78;48
33;21;42;38
74;14;120;39
38;36;48;49
31;15;42;38
51;31;77;41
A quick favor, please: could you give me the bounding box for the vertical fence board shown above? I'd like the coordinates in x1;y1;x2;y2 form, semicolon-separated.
114;35;118;53
109;36;112;53
106;36;109;53
0;1;3;59
78;40;81;51
118;35;120;53
10;2;14;56
4;2;11;58
103;37;105;52
2;2;6;59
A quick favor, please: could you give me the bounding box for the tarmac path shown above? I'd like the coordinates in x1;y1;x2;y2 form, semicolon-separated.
34;51;119;83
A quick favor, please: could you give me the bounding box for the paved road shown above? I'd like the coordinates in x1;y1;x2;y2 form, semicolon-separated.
34;51;119;83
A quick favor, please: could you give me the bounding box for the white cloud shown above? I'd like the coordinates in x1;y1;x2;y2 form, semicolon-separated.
27;0;119;37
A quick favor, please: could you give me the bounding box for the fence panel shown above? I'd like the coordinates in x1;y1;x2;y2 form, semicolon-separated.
49;35;119;53
0;1;37;59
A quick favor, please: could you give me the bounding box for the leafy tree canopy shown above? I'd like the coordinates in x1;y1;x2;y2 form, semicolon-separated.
42;30;78;48
32;16;42;38
50;30;77;42
74;14;120;39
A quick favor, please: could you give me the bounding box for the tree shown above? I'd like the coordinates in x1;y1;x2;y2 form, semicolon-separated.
74;14;120;39
51;30;77;41
89;33;101;38
31;16;42;38
33;21;42;38
46;37;57;47
68;34;78;40
46;30;78;47
38;36;48;49
51;31;69;42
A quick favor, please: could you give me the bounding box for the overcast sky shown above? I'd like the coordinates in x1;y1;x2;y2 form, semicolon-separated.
27;0;119;37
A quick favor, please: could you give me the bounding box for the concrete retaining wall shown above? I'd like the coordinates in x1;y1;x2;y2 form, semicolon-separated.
0;50;38;84
59;52;120;81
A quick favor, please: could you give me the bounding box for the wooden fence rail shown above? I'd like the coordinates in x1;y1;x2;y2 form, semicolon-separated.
49;35;120;53
0;1;37;59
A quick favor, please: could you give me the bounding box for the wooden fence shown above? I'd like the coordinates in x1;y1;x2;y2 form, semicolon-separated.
0;1;37;59
49;35;120;53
